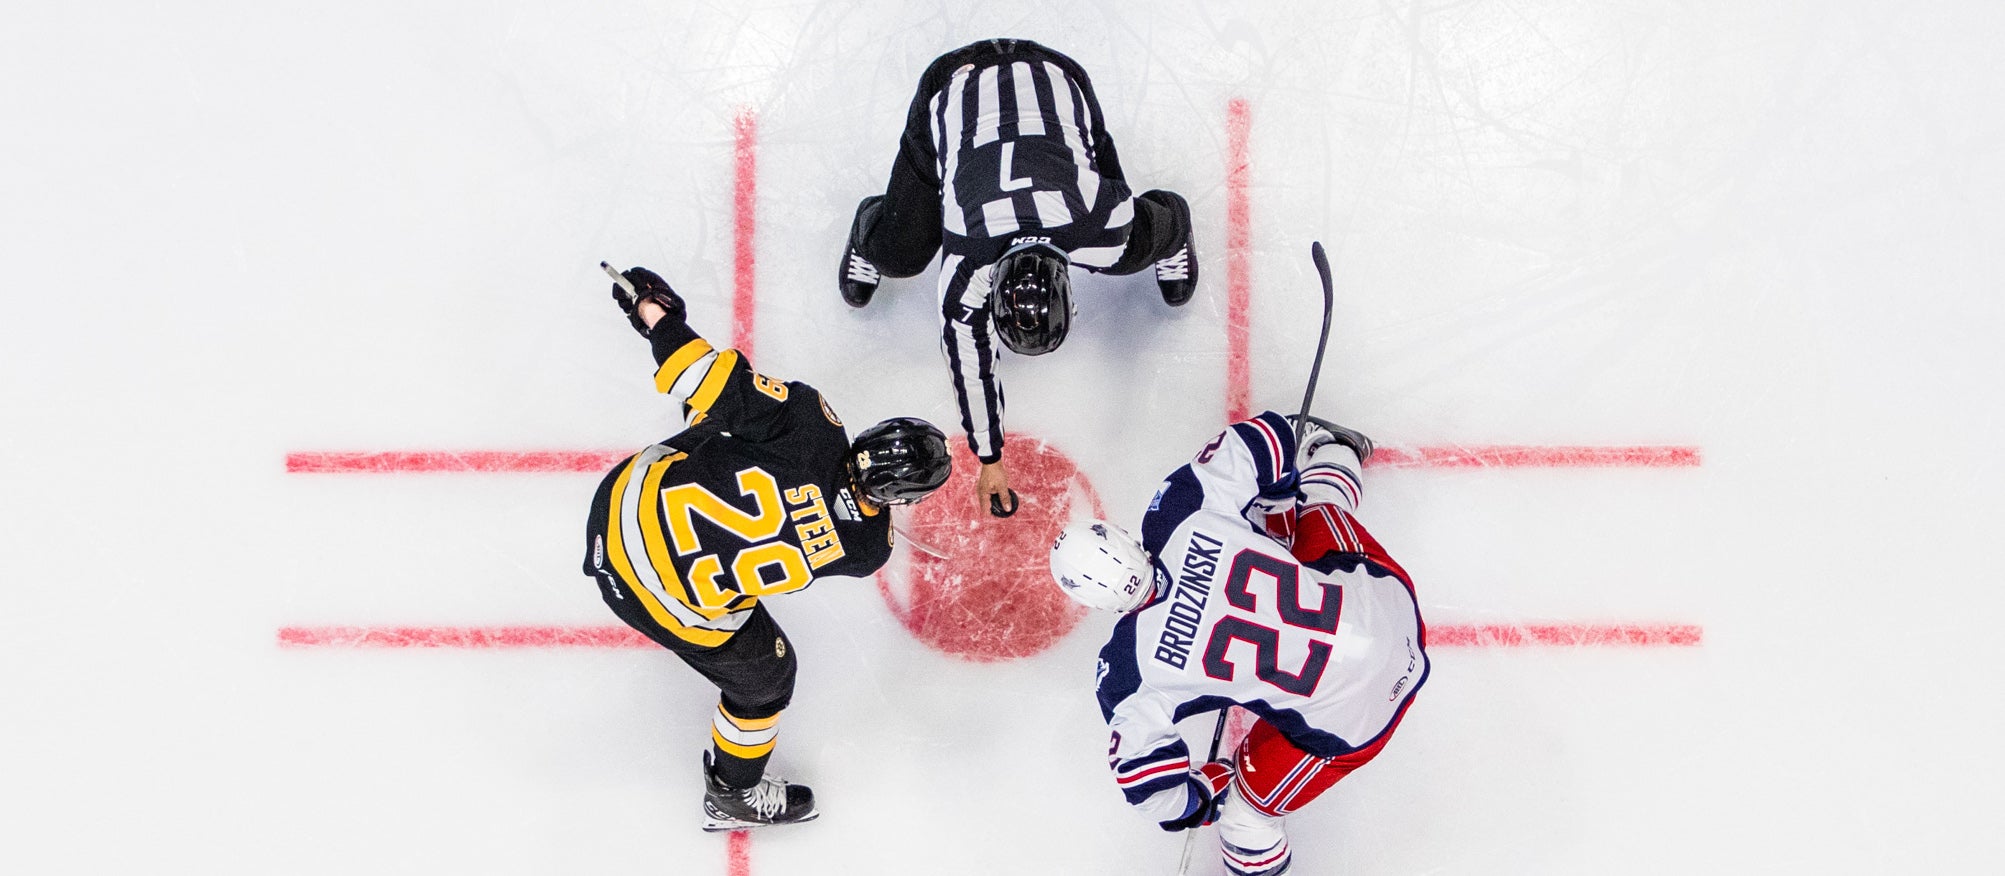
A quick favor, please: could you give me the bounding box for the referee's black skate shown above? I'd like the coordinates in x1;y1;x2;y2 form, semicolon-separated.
701;752;819;831
1147;190;1198;306
839;196;885;308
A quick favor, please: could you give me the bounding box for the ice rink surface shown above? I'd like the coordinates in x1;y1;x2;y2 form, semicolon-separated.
5;1;2004;873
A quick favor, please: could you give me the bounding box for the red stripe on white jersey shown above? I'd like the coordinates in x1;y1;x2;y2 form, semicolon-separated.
1243;416;1285;482
1116;758;1190;787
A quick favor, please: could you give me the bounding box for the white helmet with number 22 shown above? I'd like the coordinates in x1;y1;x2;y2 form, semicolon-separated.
1049;520;1154;612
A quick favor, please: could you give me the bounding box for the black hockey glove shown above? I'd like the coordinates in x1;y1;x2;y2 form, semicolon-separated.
1158;762;1233;832
611;266;687;336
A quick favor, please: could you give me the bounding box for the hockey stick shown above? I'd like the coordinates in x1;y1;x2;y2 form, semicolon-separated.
891;512;952;560
601;260;637;301
1176;711;1234;875
610;258;942;560
1296;241;1335;446
1178;242;1338;876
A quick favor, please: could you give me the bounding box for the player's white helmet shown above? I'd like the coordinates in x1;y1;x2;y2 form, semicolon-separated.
1049;520;1155;612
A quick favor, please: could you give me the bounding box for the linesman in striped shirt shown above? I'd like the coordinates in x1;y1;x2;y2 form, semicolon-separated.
586;264;952;830
838;38;1198;516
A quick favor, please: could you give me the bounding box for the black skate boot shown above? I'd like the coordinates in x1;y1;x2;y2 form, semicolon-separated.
1147;190;1198;306
701;752;819;831
838;196;885;308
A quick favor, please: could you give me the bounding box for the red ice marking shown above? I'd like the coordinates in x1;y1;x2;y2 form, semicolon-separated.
283;445;1701;474
726;830;752;876
1429;623;1703;647
732;108;758;359
284;450;629;474
1368;445;1702;470
1222;708;1255;760
1224;97;1253;423
276;625;653;649
874;435;1100;662
275;623;1701;649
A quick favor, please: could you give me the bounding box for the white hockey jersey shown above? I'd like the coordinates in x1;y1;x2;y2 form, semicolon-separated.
1094;411;1429;824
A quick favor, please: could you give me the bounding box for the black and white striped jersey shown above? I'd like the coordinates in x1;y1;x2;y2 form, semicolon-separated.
921;40;1137;464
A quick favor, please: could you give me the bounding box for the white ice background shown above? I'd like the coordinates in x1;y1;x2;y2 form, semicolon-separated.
4;1;2004;873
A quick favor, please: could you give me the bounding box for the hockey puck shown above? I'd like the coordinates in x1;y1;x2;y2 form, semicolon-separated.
989;488;1020;518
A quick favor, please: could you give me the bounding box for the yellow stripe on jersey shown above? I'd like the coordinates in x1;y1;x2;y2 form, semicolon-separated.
636;455;737;622
607;453;733;648
687;349;741;414
654;337;715;394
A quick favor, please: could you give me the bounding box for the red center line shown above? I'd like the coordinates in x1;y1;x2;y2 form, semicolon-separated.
275;623;1703;649
728;105;759;876
732;108;758;360
283;444;1700;473
1224;97;1253;423
1369;444;1701;469
726;830;751;876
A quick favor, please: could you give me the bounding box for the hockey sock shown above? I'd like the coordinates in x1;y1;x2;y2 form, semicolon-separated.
709;705;781;788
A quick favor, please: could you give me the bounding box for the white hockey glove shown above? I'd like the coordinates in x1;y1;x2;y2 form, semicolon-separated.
1286;414;1372;466
1285;415;1372;515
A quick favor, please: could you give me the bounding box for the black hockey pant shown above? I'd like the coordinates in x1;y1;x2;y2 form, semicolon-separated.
584;472;797;789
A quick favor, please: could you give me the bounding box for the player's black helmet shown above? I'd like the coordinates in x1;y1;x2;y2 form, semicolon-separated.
990;241;1072;356
849;417;952;505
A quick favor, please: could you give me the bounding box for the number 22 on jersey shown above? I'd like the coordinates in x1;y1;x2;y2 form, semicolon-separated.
1200;550;1342;697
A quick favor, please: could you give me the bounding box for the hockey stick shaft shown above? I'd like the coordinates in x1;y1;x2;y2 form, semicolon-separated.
1295;241;1336;445
891;511;952;560
601;261;637;302
1183;243;1336;876
1178;710;1232;874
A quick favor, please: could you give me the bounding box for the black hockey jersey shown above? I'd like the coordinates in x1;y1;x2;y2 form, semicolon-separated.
587;318;892;648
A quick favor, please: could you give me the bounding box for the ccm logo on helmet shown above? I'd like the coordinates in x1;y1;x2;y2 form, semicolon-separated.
1010;235;1052;247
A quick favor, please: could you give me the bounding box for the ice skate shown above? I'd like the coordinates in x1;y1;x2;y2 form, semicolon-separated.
839;196;885;308
1150;190;1198;306
701;752;819;831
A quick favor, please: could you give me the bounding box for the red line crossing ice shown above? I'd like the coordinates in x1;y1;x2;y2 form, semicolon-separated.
274;624;1703;649
284;445;1700;473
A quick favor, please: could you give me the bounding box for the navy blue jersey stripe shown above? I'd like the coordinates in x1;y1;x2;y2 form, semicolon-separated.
1096;610;1144;721
1140;466;1204;559
1115;745;1190;776
1120;771;1190;806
